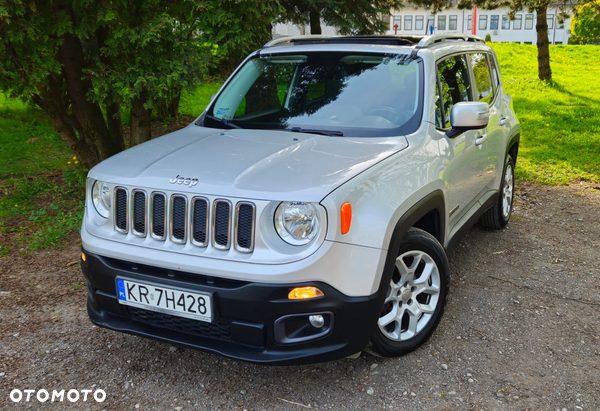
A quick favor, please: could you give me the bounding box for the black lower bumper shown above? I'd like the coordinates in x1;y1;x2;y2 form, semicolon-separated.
81;249;384;365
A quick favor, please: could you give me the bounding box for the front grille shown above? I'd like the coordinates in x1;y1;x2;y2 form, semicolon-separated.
132;190;146;235
192;197;209;246
128;307;232;341
151;193;166;239
235;202;255;252
213;200;231;249
115;188;128;233
113;188;256;254
171;195;187;243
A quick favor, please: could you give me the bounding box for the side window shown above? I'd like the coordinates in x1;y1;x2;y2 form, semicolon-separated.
488;54;501;93
471;53;494;103
435;55;472;128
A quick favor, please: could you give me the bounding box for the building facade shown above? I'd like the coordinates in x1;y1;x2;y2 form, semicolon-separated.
387;6;571;45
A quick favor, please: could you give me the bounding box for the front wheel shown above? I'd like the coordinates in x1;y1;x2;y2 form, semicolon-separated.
370;228;449;357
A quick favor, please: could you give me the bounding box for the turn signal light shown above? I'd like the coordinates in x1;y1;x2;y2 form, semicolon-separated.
288;287;324;300
81;252;86;262
341;202;352;235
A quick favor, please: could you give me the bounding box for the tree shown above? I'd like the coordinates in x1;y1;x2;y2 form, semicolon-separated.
279;0;404;35
570;0;600;42
0;0;280;168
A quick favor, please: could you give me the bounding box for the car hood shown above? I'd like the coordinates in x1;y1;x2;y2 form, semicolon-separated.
88;125;409;202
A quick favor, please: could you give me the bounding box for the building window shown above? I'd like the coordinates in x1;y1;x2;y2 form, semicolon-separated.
479;15;488;30
547;14;554;29
415;15;424;31
449;15;457;30
514;14;522;30
427;16;435;32
438;15;446;30
502;15;510;29
467;15;472;30
393;16;402;30
525;14;534;29
405;16;413;30
490;15;499;30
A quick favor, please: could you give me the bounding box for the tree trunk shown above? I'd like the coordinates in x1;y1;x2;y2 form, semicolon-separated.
34;76;101;169
57;33;121;162
309;8;322;35
130;92;152;146
535;5;552;81
156;90;181;121
106;101;125;151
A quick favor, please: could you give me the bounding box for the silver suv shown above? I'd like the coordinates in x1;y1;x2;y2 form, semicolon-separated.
80;34;520;364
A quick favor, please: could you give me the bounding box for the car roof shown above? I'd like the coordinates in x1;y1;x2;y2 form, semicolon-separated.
261;34;494;59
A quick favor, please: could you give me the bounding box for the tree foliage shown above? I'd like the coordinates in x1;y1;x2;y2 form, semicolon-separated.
279;0;404;35
570;0;600;42
0;0;280;168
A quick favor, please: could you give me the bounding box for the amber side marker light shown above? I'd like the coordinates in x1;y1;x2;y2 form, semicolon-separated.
341;202;352;235
288;287;324;300
81;252;86;262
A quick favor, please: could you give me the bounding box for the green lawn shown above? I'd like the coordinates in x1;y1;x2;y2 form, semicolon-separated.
1;45;599;254
492;43;600;184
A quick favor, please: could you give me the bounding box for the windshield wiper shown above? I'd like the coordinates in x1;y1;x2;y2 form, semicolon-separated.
287;126;343;137
205;114;242;129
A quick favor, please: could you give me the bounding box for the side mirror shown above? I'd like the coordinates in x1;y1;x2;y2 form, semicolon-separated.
446;102;489;138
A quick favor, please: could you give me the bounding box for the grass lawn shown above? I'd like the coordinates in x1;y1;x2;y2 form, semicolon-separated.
492;43;600;184
1;45;599;254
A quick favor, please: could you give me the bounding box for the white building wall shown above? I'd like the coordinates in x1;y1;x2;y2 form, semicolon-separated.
386;6;571;45
273;22;338;38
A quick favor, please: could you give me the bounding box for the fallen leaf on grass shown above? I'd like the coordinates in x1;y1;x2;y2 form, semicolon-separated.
66;261;78;267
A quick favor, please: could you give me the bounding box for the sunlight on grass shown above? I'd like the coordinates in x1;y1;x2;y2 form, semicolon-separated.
492;44;600;184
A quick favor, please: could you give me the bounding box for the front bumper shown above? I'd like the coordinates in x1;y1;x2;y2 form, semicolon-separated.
81;250;384;365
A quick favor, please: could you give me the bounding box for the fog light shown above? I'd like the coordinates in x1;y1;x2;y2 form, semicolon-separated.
309;315;325;328
288;287;324;300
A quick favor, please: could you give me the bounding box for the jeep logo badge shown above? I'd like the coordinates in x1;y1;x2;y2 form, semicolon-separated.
169;175;199;187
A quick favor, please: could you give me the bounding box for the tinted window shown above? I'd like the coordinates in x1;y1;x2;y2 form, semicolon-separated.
471;53;493;103
436;55;472;128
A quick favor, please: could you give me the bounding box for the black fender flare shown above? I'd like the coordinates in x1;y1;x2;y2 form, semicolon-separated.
374;190;446;297
506;131;521;163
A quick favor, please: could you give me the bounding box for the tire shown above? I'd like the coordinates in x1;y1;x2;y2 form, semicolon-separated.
480;155;515;229
370;227;449;357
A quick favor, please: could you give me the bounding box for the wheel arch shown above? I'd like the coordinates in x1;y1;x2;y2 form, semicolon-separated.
506;132;520;164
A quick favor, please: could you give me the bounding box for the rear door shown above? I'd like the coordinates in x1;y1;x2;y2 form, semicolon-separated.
468;52;505;193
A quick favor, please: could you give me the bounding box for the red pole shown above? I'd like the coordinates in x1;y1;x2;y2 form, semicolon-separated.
472;6;477;35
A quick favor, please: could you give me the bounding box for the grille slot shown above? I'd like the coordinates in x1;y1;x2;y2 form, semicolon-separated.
213;200;232;250
150;193;166;240
191;197;209;247
132;190;146;236
235;202;255;253
170;195;187;243
128;307;231;341
114;188;128;233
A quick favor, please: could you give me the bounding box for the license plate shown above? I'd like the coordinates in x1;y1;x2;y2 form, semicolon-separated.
116;278;212;322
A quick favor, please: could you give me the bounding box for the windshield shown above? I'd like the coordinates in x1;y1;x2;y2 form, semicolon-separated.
204;51;423;137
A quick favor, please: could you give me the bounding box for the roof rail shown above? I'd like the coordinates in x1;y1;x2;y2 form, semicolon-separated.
263;35;420;48
415;34;485;49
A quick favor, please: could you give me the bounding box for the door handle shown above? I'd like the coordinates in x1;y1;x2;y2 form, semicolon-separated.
498;117;509;126
475;134;488;146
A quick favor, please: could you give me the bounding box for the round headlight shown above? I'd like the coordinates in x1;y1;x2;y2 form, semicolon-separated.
92;180;111;218
274;201;320;245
